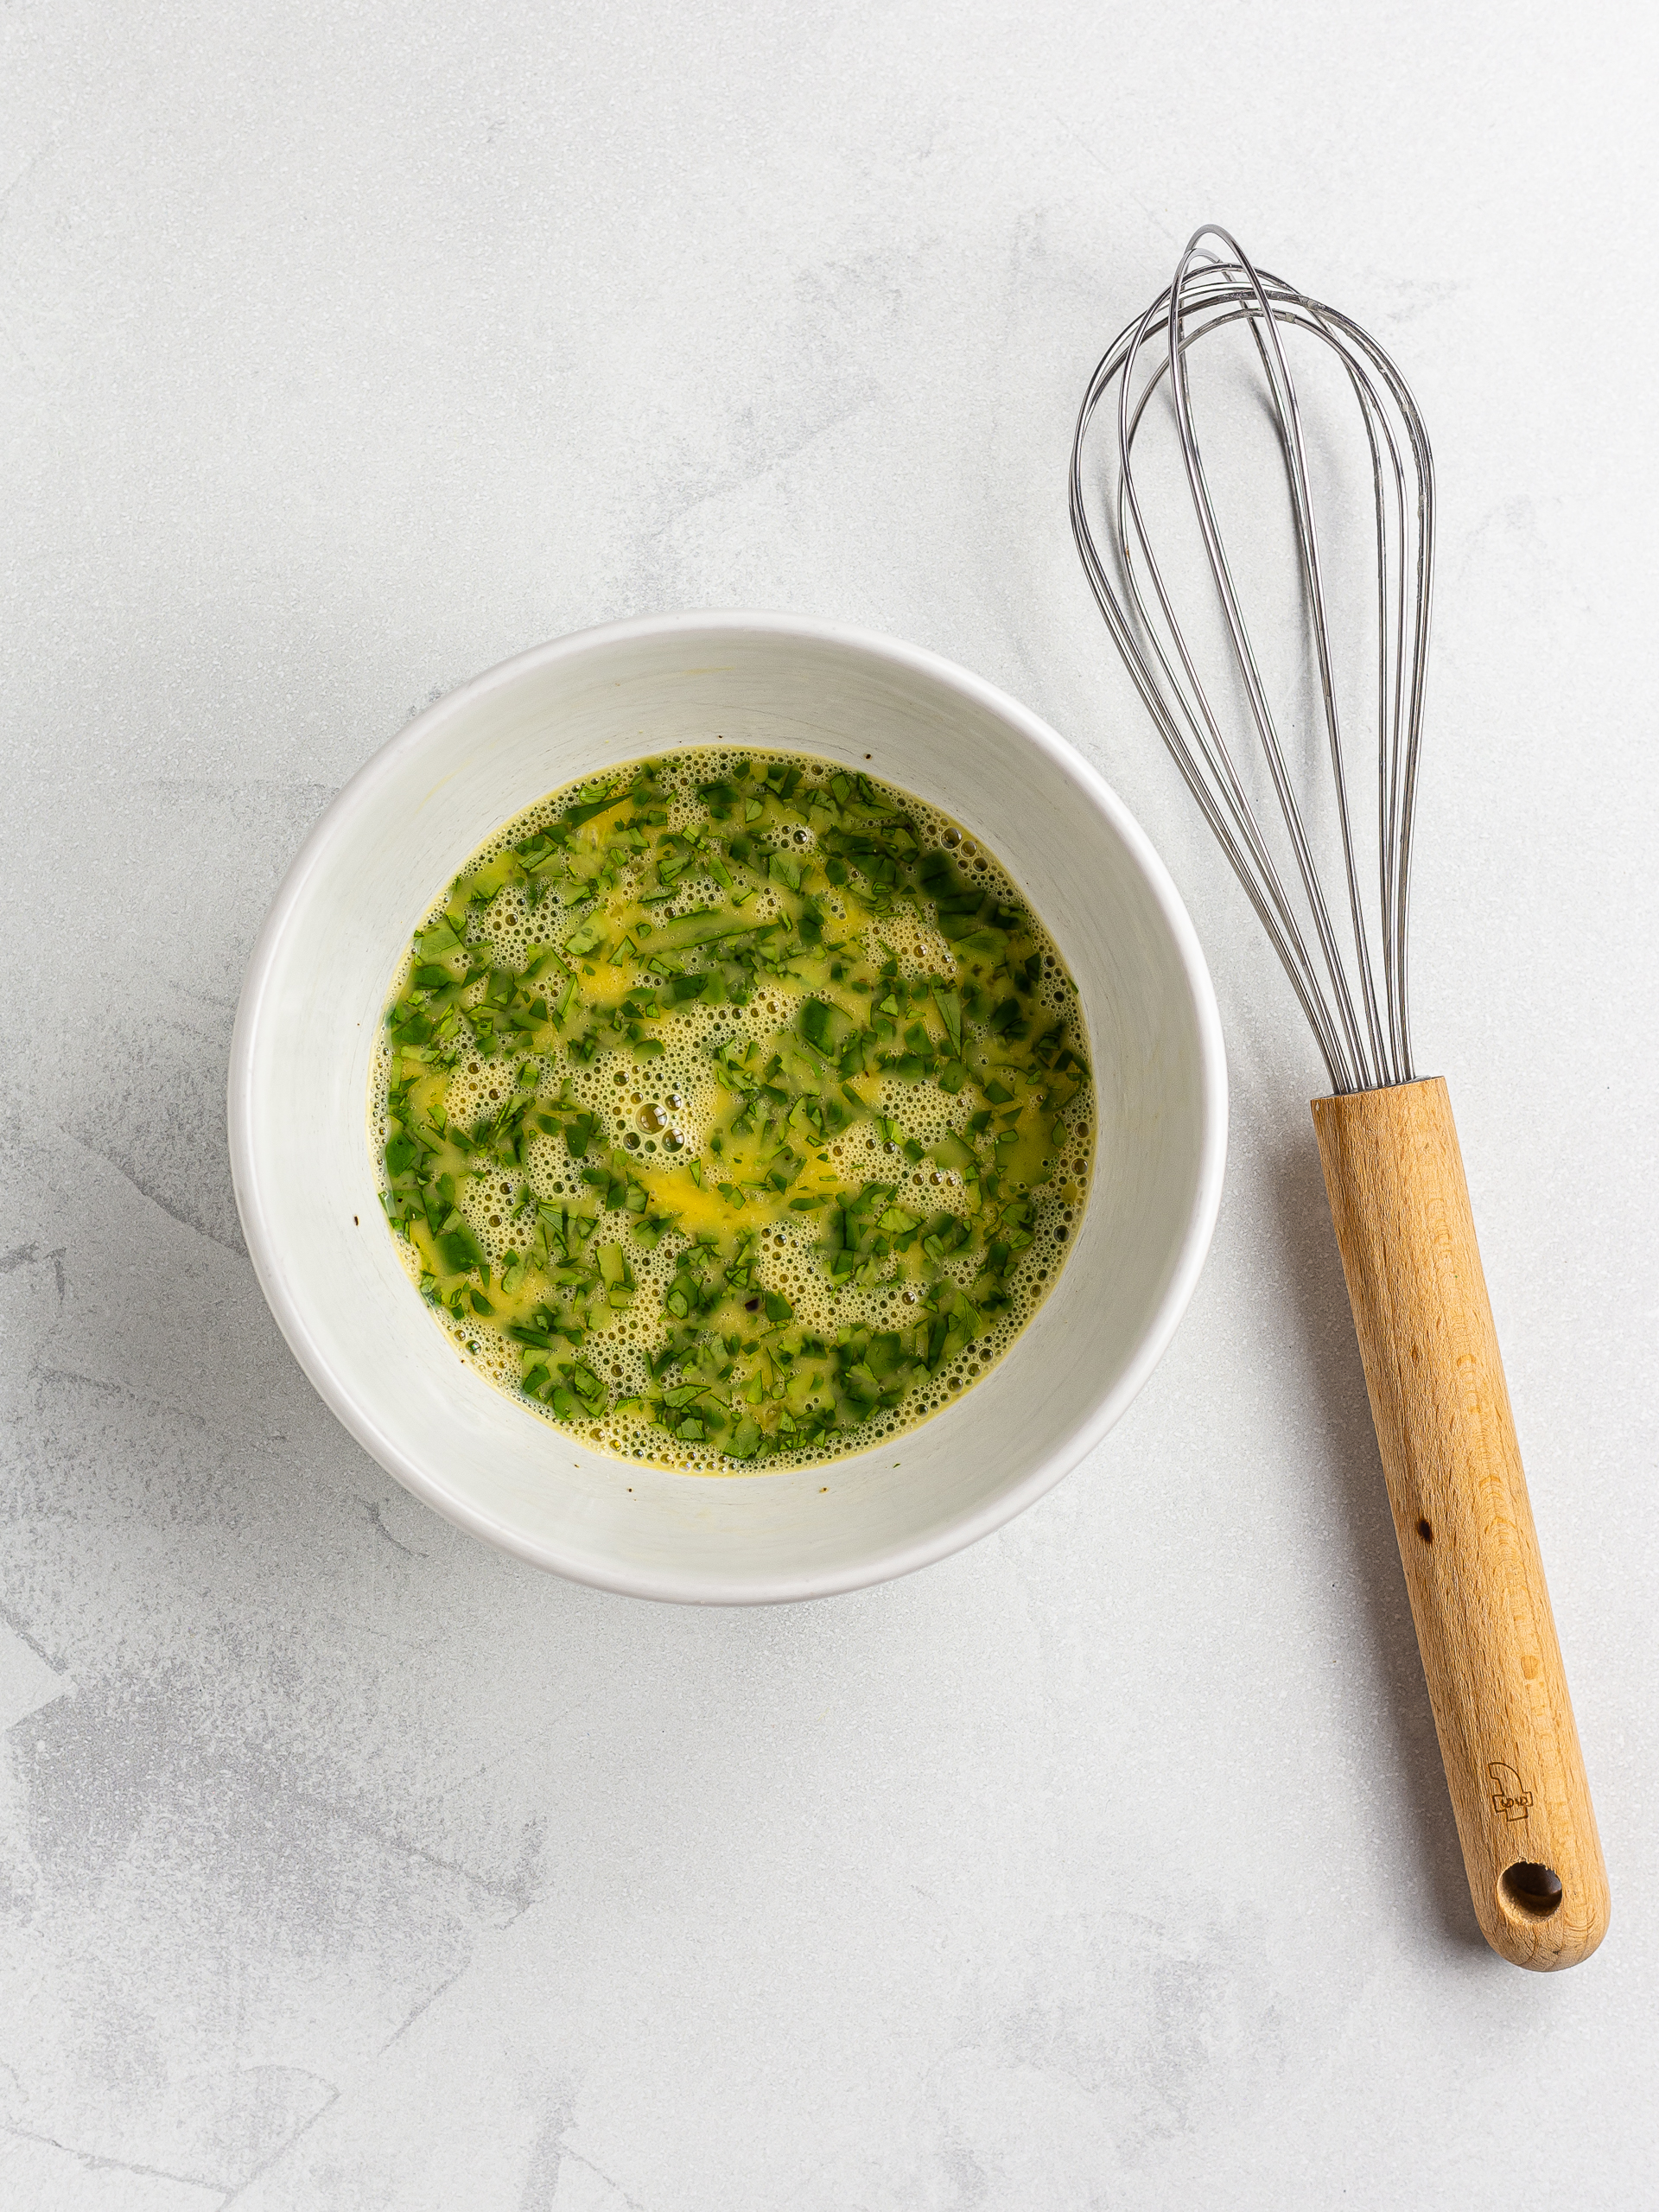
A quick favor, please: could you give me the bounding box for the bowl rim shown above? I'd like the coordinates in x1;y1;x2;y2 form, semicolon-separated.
229;609;1228;1603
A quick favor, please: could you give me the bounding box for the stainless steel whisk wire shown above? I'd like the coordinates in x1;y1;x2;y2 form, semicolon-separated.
1070;225;1437;1096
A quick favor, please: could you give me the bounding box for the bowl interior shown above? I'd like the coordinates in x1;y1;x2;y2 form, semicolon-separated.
231;616;1224;1600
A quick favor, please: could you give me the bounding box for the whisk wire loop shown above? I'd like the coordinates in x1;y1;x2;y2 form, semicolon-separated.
1071;226;1435;1096
1168;239;1382;1089
1109;329;1359;1089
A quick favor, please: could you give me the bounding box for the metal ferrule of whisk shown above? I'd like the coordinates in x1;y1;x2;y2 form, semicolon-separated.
1069;224;1434;1097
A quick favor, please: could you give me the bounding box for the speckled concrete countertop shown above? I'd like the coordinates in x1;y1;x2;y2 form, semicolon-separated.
3;4;1655;2206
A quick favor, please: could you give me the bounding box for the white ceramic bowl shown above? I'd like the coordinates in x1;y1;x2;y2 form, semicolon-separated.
230;613;1226;1603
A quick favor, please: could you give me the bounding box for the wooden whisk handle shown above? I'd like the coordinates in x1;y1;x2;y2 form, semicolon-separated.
1311;1077;1609;1969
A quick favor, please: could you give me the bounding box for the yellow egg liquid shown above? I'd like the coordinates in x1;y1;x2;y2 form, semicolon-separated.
371;750;1093;1471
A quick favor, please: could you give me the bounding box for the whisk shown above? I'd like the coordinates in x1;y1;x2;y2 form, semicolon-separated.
1071;226;1608;1970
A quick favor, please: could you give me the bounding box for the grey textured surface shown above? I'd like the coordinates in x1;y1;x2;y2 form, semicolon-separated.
3;3;1656;2206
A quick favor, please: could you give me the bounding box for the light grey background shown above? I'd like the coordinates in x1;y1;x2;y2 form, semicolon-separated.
3;3;1655;2206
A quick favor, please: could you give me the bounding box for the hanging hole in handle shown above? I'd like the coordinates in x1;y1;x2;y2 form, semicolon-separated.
1500;1862;1564;1919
